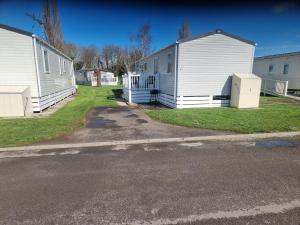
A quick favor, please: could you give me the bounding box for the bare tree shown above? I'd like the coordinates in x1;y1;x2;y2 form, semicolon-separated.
27;0;65;51
178;21;191;40
122;47;143;72
101;45;115;70
132;23;152;57
80;46;98;68
63;43;79;60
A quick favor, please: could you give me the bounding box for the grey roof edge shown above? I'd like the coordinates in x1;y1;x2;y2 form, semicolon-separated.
137;29;256;63
178;29;256;46
0;23;33;36
0;23;72;61
255;51;300;60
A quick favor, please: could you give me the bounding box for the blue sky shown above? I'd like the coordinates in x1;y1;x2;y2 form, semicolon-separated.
0;0;300;56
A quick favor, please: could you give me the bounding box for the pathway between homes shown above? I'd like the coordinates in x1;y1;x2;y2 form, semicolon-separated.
39;106;231;145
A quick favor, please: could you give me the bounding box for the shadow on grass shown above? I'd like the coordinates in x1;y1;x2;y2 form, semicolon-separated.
107;88;123;100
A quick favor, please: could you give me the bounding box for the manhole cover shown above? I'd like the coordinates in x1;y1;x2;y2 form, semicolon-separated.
255;140;296;148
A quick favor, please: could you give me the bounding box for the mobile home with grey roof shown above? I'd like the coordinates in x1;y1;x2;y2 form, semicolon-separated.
123;29;256;108
0;24;76;113
253;52;300;90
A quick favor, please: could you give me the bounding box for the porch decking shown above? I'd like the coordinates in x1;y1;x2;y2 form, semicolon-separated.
122;73;230;108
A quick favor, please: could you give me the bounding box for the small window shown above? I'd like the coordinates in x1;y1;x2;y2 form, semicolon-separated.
283;64;289;75
43;49;50;73
167;53;172;73
268;64;274;74
154;57;159;74
144;62;147;72
58;57;62;75
63;61;66;73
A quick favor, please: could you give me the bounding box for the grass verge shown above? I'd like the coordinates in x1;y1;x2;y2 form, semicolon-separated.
0;85;122;147
147;96;300;133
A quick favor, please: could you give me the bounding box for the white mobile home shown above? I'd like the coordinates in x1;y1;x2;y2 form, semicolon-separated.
253;52;300;90
123;29;256;108
75;69;118;86
0;24;76;114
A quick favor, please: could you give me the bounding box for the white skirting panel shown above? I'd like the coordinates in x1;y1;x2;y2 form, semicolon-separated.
175;95;230;108
122;88;230;108
32;87;76;112
157;93;176;108
131;90;152;103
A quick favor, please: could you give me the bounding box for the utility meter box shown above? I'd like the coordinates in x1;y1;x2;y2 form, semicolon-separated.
0;86;32;117
230;73;261;109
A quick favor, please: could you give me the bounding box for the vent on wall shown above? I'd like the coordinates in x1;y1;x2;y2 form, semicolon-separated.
213;95;231;100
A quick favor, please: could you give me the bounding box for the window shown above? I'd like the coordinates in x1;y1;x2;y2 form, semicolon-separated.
283;64;289;75
167;53;172;73
268;64;274;74
144;62;147;72
58;57;62;75
63;61;66;73
154;58;159;74
43;49;50;73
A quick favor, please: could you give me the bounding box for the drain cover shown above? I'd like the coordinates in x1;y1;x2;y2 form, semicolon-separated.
255;140;296;148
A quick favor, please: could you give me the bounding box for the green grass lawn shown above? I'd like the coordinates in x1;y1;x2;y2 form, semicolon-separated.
0;85;122;147
147;96;300;133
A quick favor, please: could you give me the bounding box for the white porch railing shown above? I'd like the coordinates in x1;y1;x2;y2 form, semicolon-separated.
101;77;118;85
261;78;288;96
122;72;160;102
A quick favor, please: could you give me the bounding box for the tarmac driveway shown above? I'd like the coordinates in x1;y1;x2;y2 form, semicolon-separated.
43;106;230;144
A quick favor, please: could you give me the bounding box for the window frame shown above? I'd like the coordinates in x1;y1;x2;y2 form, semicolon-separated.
42;48;50;73
63;60;66;74
283;63;289;75
268;64;274;74
58;56;62;75
167;53;173;74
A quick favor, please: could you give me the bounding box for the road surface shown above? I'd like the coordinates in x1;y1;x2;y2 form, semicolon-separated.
0;138;300;225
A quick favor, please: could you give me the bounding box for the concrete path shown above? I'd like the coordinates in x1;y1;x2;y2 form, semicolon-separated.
39;106;231;145
0;137;299;225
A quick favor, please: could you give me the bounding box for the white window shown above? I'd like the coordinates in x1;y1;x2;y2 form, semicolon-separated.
58;57;62;75
63;60;66;73
167;53;172;73
43;49;50;73
268;64;274;74
283;64;289;75
154;57;159;74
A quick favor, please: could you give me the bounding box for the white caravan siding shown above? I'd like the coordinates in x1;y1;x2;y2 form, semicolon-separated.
137;45;176;96
0;28;39;97
177;33;255;96
36;40;74;97
253;55;300;90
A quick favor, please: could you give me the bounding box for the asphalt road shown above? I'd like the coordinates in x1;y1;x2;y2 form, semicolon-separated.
0;138;300;225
